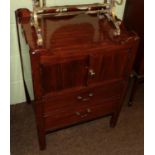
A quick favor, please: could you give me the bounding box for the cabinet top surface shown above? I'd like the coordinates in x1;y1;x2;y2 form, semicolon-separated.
17;9;138;54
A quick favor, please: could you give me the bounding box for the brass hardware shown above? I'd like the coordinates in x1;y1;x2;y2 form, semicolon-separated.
82;98;89;102
30;10;43;46
77;92;93;101
87;108;91;113
130;71;137;78
89;69;96;77
39;0;44;8
88;93;94;97
81;114;88;118
75;108;91;118
77;96;83;100
30;0;124;46
77;96;89;102
75;112;81;116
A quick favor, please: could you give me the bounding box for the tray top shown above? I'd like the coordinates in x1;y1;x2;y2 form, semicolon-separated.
17;9;138;54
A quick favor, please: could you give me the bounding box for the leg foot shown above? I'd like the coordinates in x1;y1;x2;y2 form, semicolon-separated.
110;113;118;128
35;101;46;150
128;72;138;107
37;128;46;150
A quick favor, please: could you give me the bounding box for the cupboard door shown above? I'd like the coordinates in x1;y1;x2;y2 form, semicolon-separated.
40;56;89;94
88;49;131;85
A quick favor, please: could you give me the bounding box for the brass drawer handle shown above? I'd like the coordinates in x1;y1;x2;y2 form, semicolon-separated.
88;93;93;97
82;98;89;102
87;108;91;113
81;114;88;118
75;112;81;116
77;96;89;102
82;93;93;101
89;69;96;77
75;112;88;118
77;96;83;100
75;108;91;118
77;93;93;101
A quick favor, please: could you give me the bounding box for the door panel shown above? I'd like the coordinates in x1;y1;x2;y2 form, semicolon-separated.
41;56;89;94
88;49;131;84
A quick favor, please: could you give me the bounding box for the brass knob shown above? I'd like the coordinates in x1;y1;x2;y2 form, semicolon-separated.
75;112;80;116
87;108;91;113
77;96;83;100
81;114;88;118
82;98;89;102
75;112;88;118
88;93;93;97
89;69;96;77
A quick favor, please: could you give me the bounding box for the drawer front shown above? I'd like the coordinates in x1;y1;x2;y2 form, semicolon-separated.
76;82;125;105
44;99;118;131
43;81;125;115
43;90;90;114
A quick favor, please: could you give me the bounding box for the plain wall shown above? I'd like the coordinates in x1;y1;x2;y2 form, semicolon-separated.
10;0;126;104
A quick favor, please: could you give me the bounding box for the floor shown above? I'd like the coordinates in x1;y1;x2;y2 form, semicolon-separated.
10;84;144;155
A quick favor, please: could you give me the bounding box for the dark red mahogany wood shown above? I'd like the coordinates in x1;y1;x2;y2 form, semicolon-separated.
16;8;139;150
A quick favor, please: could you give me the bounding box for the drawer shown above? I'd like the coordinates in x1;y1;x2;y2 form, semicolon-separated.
44;98;118;131
43;81;125;115
43;89;90;114
76;82;125;105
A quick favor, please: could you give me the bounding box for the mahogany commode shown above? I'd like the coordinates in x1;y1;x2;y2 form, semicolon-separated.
16;8;139;150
